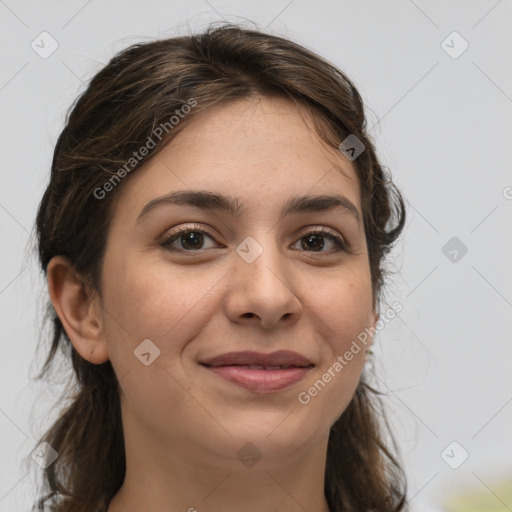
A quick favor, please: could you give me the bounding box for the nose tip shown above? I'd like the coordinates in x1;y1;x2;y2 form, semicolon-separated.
225;252;303;329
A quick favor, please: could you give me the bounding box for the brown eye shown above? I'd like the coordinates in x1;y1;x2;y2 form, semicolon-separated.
301;233;324;251
161;228;218;252
292;228;346;253
178;231;205;250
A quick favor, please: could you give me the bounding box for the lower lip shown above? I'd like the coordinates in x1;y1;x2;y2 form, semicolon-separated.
201;365;312;393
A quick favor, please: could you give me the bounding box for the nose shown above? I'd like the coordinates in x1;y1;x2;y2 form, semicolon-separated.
223;240;303;330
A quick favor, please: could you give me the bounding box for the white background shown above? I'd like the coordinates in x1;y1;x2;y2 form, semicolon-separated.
1;1;511;511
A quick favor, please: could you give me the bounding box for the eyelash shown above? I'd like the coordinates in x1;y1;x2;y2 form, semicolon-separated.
160;223;347;254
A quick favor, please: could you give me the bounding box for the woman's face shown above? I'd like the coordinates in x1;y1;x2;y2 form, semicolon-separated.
98;96;377;468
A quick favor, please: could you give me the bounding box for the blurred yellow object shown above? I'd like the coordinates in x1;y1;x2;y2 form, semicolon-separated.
444;476;512;512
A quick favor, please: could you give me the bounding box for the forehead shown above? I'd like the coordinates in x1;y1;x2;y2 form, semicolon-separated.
111;96;361;221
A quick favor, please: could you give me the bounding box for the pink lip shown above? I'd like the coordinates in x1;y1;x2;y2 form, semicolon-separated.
201;365;312;393
199;350;314;393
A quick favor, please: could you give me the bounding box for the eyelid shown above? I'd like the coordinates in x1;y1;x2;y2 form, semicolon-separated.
295;225;346;243
162;223;216;240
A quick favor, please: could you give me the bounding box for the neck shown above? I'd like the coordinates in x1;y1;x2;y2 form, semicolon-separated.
107;410;332;512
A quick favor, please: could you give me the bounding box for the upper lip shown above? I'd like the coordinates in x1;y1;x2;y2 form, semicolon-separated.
199;350;314;368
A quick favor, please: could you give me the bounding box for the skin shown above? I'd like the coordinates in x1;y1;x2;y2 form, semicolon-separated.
47;96;378;512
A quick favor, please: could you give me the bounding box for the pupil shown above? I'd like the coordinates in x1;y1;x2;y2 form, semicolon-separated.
182;231;203;250
302;234;323;251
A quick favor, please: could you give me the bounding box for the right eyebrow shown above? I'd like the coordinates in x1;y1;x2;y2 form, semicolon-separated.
136;190;243;221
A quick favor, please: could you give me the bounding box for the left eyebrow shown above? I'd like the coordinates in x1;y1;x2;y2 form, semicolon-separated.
136;190;361;226
281;193;360;225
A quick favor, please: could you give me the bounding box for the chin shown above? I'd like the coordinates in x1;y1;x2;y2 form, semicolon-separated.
206;414;327;465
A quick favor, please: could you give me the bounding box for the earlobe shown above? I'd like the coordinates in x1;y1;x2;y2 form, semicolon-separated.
46;256;110;364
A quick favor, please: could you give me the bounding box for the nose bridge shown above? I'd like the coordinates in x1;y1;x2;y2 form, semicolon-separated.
236;232;288;289
226;231;302;328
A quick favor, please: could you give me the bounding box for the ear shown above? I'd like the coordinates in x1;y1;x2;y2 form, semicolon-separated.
46;256;109;364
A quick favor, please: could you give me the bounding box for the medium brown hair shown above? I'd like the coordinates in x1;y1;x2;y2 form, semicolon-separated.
32;23;407;512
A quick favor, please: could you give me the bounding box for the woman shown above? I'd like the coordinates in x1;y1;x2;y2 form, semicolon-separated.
33;23;407;512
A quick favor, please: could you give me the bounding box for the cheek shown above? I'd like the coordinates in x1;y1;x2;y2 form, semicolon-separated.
101;256;221;361
297;271;373;422
100;259;216;410
308;269;374;352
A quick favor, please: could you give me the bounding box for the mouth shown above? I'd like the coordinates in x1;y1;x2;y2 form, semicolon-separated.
199;351;314;393
199;350;314;368
203;364;306;370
